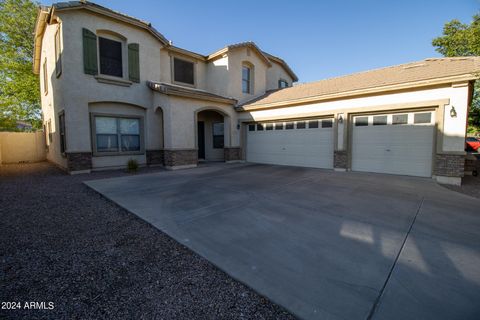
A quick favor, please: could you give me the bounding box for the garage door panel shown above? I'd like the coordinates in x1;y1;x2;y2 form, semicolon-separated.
247;121;333;169
352;112;434;177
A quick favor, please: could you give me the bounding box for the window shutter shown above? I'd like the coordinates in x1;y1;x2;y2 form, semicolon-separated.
128;43;140;83
82;28;98;75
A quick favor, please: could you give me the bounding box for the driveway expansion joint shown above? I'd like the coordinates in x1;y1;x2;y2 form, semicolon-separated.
366;197;425;320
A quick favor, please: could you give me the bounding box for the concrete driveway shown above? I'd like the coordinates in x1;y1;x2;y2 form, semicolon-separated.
85;163;480;320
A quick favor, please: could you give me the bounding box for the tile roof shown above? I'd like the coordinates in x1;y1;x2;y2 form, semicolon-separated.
239;57;480;110
207;41;272;67
47;3;297;80
52;1;170;44
147;81;237;104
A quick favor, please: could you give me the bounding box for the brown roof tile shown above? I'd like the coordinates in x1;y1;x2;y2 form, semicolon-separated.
240;57;480;110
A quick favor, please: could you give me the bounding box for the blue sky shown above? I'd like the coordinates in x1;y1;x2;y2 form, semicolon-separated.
42;0;479;83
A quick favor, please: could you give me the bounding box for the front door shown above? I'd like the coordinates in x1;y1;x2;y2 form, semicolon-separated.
197;121;205;159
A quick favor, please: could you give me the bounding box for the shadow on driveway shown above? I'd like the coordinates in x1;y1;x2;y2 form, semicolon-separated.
86;163;480;320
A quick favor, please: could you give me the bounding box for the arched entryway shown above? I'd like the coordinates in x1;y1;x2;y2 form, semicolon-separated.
196;109;228;162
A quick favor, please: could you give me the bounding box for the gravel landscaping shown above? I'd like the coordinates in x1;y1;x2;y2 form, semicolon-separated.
0;162;295;320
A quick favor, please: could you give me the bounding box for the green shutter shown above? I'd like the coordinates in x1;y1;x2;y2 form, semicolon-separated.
128;43;140;83
82;28;98;75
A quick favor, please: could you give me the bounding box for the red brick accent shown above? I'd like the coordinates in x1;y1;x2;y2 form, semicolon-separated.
146;149;164;166
66;152;92;172
224;147;242;161
434;154;465;177
163;149;197;167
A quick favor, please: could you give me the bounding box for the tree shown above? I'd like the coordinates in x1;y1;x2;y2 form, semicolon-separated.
432;14;480;134
0;0;40;131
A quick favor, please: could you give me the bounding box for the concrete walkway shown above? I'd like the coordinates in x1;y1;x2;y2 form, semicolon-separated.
85;163;480;320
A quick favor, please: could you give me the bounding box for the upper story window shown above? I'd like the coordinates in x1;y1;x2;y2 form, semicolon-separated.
278;79;289;88
54;28;62;77
99;37;123;77
43;58;48;95
82;28;140;84
242;65;251;94
173;58;194;85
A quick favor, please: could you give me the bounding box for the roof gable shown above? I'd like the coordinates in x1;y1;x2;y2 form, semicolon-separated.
207;42;272;67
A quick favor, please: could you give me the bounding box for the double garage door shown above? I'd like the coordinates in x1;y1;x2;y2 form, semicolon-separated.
246;110;435;177
246;119;334;169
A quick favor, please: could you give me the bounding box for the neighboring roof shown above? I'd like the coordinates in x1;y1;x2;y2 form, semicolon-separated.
239;57;480;110
207;42;272;67
147;81;237;105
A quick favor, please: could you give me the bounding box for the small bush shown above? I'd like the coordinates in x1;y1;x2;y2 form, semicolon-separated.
127;159;139;173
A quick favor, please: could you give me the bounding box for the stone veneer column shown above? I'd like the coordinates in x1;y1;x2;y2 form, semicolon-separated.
66;152;92;173
146;149;164;166
434;153;465;185
163;149;197;169
334;150;348;171
224;147;242;162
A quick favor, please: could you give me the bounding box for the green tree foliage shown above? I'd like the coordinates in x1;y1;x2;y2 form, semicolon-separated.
432;14;480;134
0;0;40;131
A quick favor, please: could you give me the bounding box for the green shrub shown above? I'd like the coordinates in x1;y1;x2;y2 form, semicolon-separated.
127;159;139;173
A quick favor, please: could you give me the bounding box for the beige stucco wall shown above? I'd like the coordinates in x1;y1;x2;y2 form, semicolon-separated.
227;48;269;104
38;7;300;170
206;55;230;97
43;10;167;168
0;132;46;164
266;60;294;91
153;93;239;150
40;19;67;168
238;83;470;153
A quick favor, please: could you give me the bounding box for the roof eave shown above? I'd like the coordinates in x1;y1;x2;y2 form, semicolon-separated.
32;7;50;74
263;52;298;82
207;43;272;67
167;46;207;61
54;3;170;46
148;81;236;105
237;73;478;111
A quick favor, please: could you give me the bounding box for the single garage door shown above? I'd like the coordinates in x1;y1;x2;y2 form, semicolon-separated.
246;119;334;169
352;111;435;177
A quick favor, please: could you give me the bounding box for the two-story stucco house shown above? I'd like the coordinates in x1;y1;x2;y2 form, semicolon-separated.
34;1;480;185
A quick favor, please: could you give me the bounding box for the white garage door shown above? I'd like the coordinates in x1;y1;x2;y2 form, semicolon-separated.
246;119;334;169
352;111;435;177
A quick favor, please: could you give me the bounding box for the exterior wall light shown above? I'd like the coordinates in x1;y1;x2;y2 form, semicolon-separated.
338;115;344;124
450;106;457;118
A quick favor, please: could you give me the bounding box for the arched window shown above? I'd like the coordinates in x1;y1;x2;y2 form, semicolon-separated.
242;62;254;94
96;31;127;78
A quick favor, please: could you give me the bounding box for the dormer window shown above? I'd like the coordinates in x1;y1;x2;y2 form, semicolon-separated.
242;65;251;94
173;57;194;85
278;79;289;88
99;37;123;77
